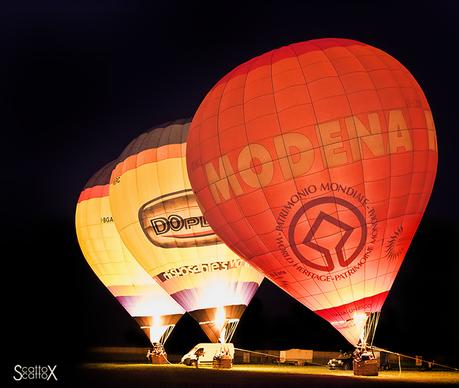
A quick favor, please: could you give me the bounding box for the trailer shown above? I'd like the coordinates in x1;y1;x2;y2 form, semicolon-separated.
279;349;313;366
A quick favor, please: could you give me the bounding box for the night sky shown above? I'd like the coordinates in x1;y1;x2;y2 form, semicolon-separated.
4;0;459;374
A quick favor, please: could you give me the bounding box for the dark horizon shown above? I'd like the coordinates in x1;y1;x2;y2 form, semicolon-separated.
4;0;459;374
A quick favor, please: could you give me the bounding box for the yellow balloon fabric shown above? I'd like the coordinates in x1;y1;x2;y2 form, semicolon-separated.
109;120;264;342
75;161;184;344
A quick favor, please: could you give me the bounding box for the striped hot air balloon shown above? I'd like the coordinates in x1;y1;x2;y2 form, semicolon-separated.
76;161;184;345
109;120;264;343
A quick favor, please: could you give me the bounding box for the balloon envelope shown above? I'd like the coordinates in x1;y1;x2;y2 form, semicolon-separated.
186;38;438;345
109;120;264;343
75;161;184;344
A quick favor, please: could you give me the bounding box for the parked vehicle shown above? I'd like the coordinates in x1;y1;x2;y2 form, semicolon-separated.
327;352;354;370
279;349;313;366
181;343;234;366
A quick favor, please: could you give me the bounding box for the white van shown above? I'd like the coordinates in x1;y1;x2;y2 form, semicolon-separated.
181;343;235;366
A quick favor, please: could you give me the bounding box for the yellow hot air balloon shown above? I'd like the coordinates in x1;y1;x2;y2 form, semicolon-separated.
109;120;264;343
75;161;184;346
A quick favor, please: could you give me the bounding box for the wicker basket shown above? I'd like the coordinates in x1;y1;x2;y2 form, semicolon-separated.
212;355;233;369
151;354;168;364
353;359;379;376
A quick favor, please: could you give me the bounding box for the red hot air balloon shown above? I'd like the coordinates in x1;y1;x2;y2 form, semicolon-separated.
186;38;438;347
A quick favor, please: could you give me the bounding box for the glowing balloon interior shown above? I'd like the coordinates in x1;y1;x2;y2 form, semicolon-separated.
75;161;185;344
186;38;438;346
109;120;264;343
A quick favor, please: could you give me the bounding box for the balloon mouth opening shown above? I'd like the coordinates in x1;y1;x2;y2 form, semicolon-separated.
198;317;240;343
139;316;178;345
353;312;369;343
218;319;240;343
330;311;381;347
141;324;175;345
214;306;241;343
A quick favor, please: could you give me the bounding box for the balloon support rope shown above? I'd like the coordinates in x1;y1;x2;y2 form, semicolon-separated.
371;346;459;372
234;348;323;366
235;346;459;371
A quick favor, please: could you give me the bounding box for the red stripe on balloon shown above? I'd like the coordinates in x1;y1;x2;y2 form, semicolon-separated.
112;142;186;179
77;184;109;203
314;290;390;323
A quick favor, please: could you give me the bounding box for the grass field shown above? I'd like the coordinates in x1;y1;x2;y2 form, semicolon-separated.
73;363;459;387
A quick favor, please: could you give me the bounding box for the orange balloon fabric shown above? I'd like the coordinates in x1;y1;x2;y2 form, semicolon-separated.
186;38;438;345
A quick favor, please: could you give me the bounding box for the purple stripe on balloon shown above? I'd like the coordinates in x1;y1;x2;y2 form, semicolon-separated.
115;295;147;316
170;281;260;312
114;294;184;317
116;295;140;306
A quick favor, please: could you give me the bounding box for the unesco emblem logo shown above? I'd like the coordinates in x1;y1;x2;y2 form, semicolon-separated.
288;196;367;272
